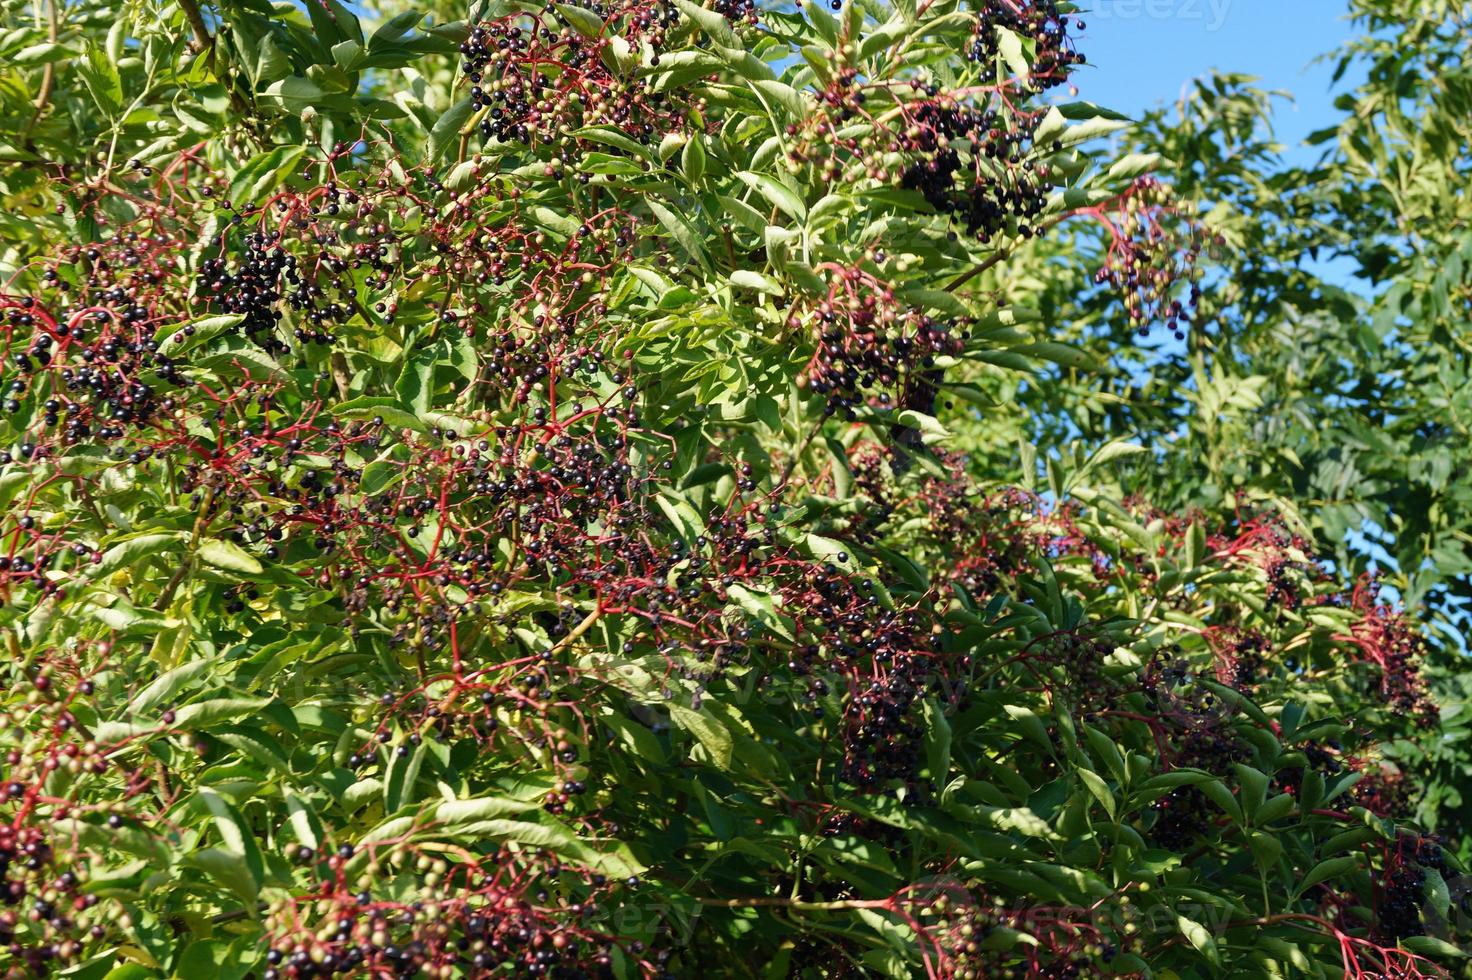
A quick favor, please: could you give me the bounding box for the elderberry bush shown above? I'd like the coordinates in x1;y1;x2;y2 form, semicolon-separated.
0;0;1463;977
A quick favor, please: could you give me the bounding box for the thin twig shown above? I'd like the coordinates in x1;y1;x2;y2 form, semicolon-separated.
330;351;353;401
693;896;892;911
547;607;602;659
153;486;215;612
943;214;1068;293
778;416;824;488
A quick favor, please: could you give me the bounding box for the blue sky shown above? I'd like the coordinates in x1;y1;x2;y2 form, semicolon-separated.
1072;0;1358;163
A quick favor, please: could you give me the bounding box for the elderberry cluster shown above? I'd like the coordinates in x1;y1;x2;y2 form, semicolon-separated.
459;8;684;152
968;3;1084;91
898;105;1052;241
710;0;758;20
1042;630;1118;706
810;598;945;787
1146;711;1247;849
0;825;102;975
795;269;968;419
53;338;175;446
198;230;358;350
1094;177;1203;338
917;890;1125;980
1218;629;1268;691
1376;838;1447;941
4;301;185;461
263;850;647;980
1328;580;1439;727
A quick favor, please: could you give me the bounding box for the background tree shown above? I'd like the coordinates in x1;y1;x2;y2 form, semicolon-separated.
0;0;1465;977
1001;0;1472;858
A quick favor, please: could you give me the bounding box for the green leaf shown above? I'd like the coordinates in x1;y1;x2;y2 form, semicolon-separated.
396;343;439;415
369;10;423;49
130;660;211;715
286;794;324;849
262;77;327;111
1294;856;1360;898
681;135;706;183
432;796;542;828
331;39;366;71
751;79;807;121
726;583;796;641
428;98;474;163
1082;724;1128;785
736;171;806;221
647;199;712;272
77;47;123;116
1400;936;1467;958
1077;768;1116;820
922;698;951;789
176;937;258;980
197;789;265;894
1199;779;1243;823
88;532;186;581
1247;830;1282;872
556;3;607;39
571;125;654;159
197;538;264;575
227;146;307;208
1232;763;1270;820
333;396;427;433
186;848;260;908
729;270;782;295
1107;152;1163;182
195;340;289;382
13;42;80;65
668;703;735;769
384;739;427;812
1177;914;1221;966
674;0;739;47
170;697;273;729
996;27;1031;80
1008;342;1104;372
155;314;246;354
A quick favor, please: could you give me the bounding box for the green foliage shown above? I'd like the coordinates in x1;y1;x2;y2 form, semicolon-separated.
0;0;1463;977
1006;0;1472;863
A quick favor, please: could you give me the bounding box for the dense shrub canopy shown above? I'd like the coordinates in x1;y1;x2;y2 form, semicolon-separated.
0;0;1464;977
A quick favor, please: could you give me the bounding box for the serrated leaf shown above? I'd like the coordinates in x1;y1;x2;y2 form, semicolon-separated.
77;47;123;116
227;145;306;208
996;27;1031;80
1107;152;1163;182
726;583;796;641
1294;856;1360;898
396;343;438;415
172;698;273;729
88;532;186;580
674;0;739;47
681;134;706;183
648;199;712;272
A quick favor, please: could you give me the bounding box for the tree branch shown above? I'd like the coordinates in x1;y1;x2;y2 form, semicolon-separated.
177;0;212;55
19;0;60;148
